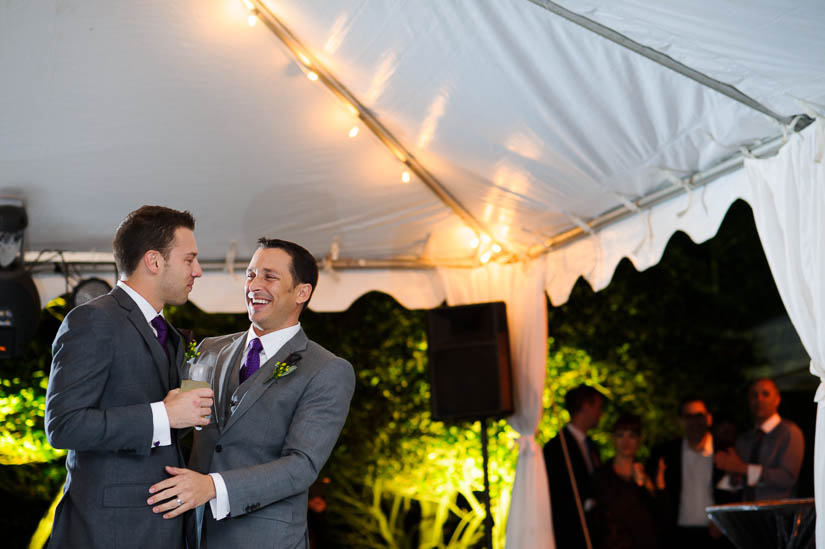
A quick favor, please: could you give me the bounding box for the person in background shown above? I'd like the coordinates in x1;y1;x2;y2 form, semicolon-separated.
647;397;730;548
715;378;804;501
544;384;605;549
596;414;664;549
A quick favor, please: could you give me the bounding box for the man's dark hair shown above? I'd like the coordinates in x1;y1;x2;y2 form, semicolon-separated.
257;238;318;312
611;413;642;435
113;206;195;276
564;384;604;416
678;395;708;416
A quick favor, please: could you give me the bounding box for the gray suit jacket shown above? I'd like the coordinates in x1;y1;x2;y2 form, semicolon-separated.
189;328;355;549
45;286;189;549
735;418;804;500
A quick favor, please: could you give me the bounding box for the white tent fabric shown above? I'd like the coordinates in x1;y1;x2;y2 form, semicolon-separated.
439;260;552;548
4;1;825;546
743;121;825;546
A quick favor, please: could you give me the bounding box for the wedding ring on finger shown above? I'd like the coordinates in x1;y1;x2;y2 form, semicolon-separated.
176;498;183;507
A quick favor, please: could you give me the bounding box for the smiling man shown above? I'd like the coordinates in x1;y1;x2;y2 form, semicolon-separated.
148;238;355;548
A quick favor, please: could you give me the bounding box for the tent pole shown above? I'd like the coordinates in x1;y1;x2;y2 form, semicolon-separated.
527;0;796;127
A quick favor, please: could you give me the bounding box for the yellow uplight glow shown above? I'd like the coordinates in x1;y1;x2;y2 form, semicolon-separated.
401;171;411;183
307;71;319;81
348;126;359;138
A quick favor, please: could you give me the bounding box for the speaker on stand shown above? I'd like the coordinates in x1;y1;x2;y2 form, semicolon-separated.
426;301;513;549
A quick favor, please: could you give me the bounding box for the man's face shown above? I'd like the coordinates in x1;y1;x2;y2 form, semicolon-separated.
581;396;604;431
680;400;711;444
157;227;202;306
748;380;781;423
244;247;311;336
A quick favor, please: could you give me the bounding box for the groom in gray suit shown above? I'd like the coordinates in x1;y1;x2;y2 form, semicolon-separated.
45;206;214;548
148;238;355;548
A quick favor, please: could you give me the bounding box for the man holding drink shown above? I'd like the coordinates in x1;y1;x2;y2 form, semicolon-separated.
45;206;213;549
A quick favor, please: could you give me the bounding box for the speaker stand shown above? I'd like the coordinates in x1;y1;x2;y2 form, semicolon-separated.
480;417;494;549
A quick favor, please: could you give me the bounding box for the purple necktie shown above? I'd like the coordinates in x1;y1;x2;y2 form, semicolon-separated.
240;338;263;383
150;315;168;355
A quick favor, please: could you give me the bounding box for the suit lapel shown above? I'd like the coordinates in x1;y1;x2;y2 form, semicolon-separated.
112;287;170;392
222;329;308;434
211;333;246;430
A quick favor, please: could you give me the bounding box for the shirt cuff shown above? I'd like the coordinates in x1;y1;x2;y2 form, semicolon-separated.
746;464;762;486
209;473;230;520
150;401;172;448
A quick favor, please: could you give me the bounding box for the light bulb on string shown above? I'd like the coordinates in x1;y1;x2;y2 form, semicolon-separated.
348;126;359;138
469;237;480;249
401;171;411;183
480;251;492;264
481;233;491;246
491;243;501;253
298;53;311;67
307;71;319;81
247;13;258;26
241;0;255;10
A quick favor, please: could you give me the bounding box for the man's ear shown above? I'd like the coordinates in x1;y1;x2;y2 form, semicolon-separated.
143;250;163;274
296;283;312;305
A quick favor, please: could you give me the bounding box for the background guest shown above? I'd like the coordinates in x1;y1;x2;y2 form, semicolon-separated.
596;414;663;549
544;384;605;549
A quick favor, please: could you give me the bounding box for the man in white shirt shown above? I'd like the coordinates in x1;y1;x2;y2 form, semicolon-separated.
649;397;729;548
45;206;213;549
147;238;355;548
715;378;804;501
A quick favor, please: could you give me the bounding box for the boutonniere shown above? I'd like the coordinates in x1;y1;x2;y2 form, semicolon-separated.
178;328;200;363
268;352;302;383
184;339;200;362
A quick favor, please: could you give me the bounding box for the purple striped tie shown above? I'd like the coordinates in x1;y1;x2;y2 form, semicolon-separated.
240;338;263;383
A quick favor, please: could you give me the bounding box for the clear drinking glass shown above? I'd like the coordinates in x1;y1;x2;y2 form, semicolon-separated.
181;360;215;430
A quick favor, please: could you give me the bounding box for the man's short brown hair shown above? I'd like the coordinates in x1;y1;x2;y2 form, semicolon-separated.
113;206;195;276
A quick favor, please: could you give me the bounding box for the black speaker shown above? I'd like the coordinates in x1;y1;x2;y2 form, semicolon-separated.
426;301;513;421
0;270;40;358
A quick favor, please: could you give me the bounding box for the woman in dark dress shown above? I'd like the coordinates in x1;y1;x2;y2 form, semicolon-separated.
596;414;666;549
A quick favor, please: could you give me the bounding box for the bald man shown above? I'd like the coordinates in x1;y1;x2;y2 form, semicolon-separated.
714;378;804;501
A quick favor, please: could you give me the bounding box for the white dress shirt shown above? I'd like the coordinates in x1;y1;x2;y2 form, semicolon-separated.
677;434;714;526
746;413;782;486
209;322;302;520
116;281;171;449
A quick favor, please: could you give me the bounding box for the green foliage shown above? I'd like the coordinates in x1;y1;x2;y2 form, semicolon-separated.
539;339;667;461
0;298;67;504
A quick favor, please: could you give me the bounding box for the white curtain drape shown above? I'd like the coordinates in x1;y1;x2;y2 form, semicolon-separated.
744;119;825;544
438;258;553;549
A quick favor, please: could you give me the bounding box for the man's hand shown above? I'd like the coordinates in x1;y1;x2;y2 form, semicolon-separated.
714;447;748;474
163;388;213;429
147;466;217;519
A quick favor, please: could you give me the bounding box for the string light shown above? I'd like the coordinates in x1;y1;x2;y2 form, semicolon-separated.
247;12;258;26
491;243;501;253
469;237;480;249
401;171;411;183
480;251;492;264
348;126;359;138
481;233;491;246
307;71;319;81
298;53;311;66
241;0;255;10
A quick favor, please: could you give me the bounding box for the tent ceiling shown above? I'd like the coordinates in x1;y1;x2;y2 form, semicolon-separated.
3;0;825;303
